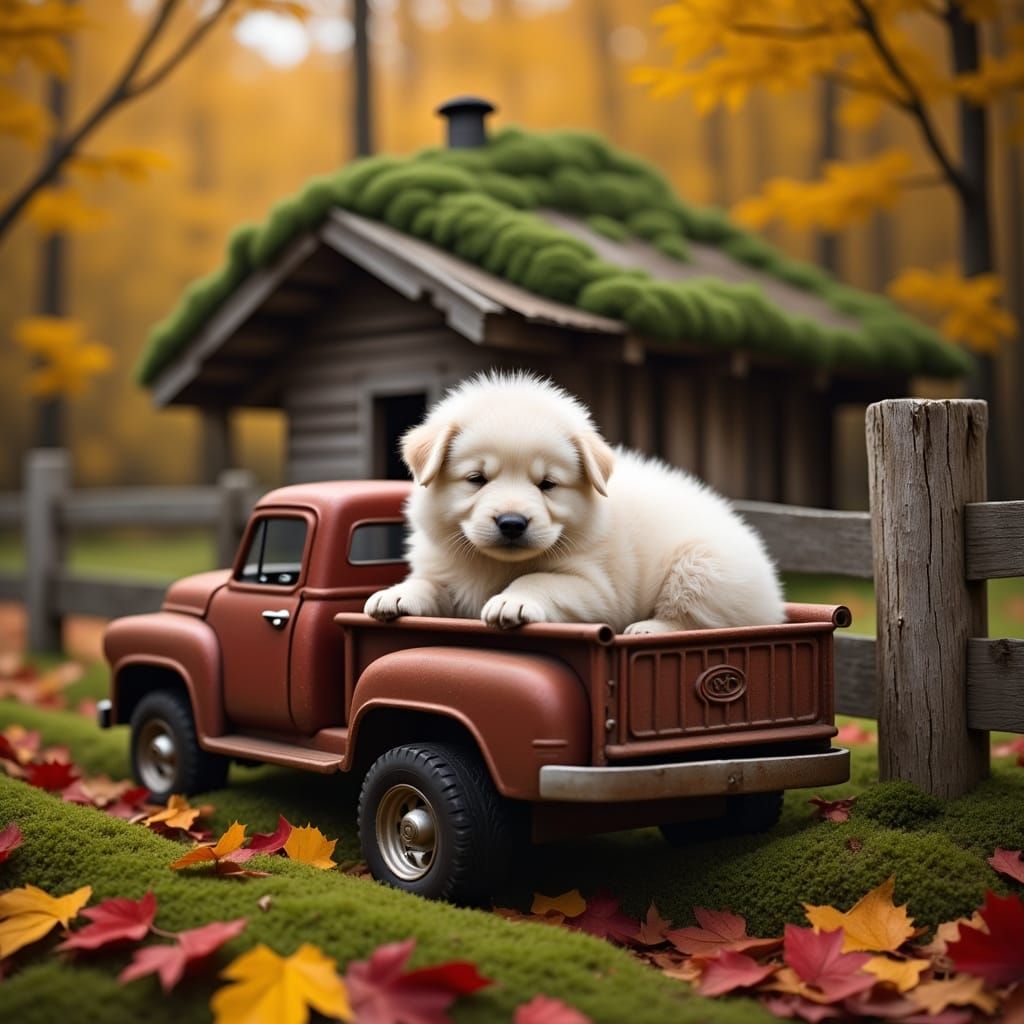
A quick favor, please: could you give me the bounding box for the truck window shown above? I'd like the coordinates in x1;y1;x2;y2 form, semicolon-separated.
236;517;308;585
349;522;406;565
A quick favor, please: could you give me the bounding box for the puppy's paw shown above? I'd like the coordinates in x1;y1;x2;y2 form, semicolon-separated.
624;618;680;635
481;594;548;630
364;584;435;621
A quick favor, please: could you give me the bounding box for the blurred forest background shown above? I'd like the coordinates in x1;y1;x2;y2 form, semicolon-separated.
1;0;1022;503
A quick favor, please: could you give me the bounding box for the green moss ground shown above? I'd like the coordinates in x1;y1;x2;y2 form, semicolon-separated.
2;692;1022;1023
137;128;970;386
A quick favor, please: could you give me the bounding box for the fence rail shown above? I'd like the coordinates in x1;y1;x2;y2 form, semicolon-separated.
0;400;1021;797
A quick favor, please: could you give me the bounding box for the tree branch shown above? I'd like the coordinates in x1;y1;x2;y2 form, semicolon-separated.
727;21;837;40
821;69;908;108
849;0;969;198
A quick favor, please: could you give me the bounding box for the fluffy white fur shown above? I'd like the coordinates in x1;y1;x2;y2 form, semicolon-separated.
365;373;785;634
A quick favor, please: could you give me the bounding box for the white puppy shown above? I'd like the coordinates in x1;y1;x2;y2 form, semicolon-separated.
365;373;785;634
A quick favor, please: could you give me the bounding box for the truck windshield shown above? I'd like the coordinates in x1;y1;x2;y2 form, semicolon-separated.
237;517;308;585
349;522;406;564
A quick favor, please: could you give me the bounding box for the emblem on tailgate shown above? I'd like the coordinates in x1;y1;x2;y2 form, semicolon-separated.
696;665;746;703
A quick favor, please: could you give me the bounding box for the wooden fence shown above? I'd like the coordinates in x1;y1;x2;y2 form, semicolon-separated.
0;398;1021;797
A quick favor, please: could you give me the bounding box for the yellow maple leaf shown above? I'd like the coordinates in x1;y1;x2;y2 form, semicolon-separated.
211;943;351;1024
804;877;915;953
144;794;204;832
171;822;248;870
69;147;172;182
531;890;586;918
865;955;930;992
284;825;337;870
911;975;999;1016
0;884;92;959
25;185;106;234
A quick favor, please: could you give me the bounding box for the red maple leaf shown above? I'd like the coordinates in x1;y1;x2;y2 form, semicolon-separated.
58;891;157;952
567;891;640;945
0;822;22;863
947;890;1024;986
247;815;294;854
988;848;1024;885
26;760;79;791
667;907;780;957
119;917;248;992
783;925;874;1002
345;937;493;1024
104;787;151;820
809;796;857;823
760;993;846;1022
698;949;776;997
514;994;593;1024
992;736;1024;762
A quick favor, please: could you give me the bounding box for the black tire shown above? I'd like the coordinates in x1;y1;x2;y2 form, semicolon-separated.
659;791;783;847
129;689;229;801
358;742;518;905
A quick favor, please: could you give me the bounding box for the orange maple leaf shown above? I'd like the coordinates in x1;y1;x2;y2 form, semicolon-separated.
171;822;248;871
804;877;915;953
143;794;205;832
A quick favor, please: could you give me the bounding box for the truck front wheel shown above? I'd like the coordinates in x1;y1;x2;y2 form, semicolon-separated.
358;742;517;905
659;791;783;846
130;690;228;801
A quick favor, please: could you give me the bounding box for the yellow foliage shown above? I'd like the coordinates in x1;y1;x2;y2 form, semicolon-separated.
864;955;930;992
732;149;912;230
888;265;1018;353
211;943;352;1024
804;877;916;953
26;186;107;234
69;147;172;183
955;27;1024;103
911;975;1000;1016
0;883;92;959
0;1;87;77
0;85;52;145
283;824;338;870
232;0;312;21
12;316;113;397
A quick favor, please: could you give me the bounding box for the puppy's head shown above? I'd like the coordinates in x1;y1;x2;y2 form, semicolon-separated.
402;374;614;563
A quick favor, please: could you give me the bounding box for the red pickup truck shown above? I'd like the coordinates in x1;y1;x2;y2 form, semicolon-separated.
102;480;850;904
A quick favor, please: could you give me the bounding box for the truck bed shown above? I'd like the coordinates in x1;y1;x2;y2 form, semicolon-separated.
334;604;850;767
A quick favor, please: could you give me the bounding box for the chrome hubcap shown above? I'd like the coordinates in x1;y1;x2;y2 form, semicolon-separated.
376;784;438;881
136;718;178;793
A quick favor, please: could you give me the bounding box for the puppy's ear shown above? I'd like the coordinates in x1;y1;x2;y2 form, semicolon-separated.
402;419;460;486
574;431;614;497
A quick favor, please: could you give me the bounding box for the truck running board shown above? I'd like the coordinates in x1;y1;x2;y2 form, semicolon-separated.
202;735;343;773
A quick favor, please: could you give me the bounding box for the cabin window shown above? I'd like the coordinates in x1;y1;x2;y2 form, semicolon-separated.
348;521;408;565
373;392;428;479
236;517;308;585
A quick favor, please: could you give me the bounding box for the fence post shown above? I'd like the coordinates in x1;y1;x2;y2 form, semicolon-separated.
24;448;70;653
866;399;989;798
215;468;255;568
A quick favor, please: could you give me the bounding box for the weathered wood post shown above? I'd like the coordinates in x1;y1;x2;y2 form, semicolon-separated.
25;448;70;653
866;399;989;797
215;468;255;568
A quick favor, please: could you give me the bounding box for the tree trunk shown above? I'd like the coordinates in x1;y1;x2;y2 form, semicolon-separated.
817;78;840;274
353;0;372;157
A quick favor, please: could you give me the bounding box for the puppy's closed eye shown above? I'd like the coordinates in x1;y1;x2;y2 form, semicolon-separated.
538;479;557;492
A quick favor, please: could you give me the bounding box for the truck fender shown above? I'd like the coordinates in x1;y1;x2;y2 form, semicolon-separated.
104;613;224;738
347;646;590;800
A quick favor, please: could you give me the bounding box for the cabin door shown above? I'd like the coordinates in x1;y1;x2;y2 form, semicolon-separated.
373;392;427;479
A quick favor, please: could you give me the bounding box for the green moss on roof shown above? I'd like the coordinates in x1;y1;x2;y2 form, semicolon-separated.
137;128;971;386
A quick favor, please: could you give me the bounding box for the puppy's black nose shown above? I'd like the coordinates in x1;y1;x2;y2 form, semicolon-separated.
496;513;528;539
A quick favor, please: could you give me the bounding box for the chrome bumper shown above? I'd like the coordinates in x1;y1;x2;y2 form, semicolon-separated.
538;747;850;803
96;699;112;730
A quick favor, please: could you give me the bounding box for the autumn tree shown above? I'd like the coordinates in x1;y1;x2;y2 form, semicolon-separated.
636;0;1021;486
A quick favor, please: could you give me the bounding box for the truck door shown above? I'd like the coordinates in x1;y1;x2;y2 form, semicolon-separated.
206;512;313;731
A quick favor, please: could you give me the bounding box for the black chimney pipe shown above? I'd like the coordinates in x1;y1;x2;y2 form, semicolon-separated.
436;96;496;149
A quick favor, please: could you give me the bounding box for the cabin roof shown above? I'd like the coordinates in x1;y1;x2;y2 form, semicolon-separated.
137;127;970;403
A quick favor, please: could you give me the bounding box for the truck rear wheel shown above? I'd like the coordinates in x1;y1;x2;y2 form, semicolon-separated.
358;742;517;905
130;690;228;801
659;791;783;846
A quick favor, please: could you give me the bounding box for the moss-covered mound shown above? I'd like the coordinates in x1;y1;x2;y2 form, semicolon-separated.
137;128;970;386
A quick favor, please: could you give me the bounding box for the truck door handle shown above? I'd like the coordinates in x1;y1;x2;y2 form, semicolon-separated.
261;609;290;630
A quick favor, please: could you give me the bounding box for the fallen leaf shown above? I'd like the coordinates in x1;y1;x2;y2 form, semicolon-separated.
993;736;1024;759
531;890;587;919
911;975;999;1016
121;917;248;993
809;796;856;823
26;759;79;791
58;891;157;952
835;723;875;746
841;987;921;1018
103;786;151;821
567;891;639;945
345;937;490;1024
633;902;673;947
212;942;350;1024
759;993;838;1022
248;815;293;854
62;775;139;809
0;726;40;765
804;876;915;953
667;906;780;957
283;824;337;870
0;823;22;864
0;884;91;959
171;821;248;870
947;890;1024;986
915;912;986;958
143;794;207;833
988;848;1024;885
864;955;930;992
697;949;776;996
773;925;875;1003
514;994;593;1023
257;895;273;913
